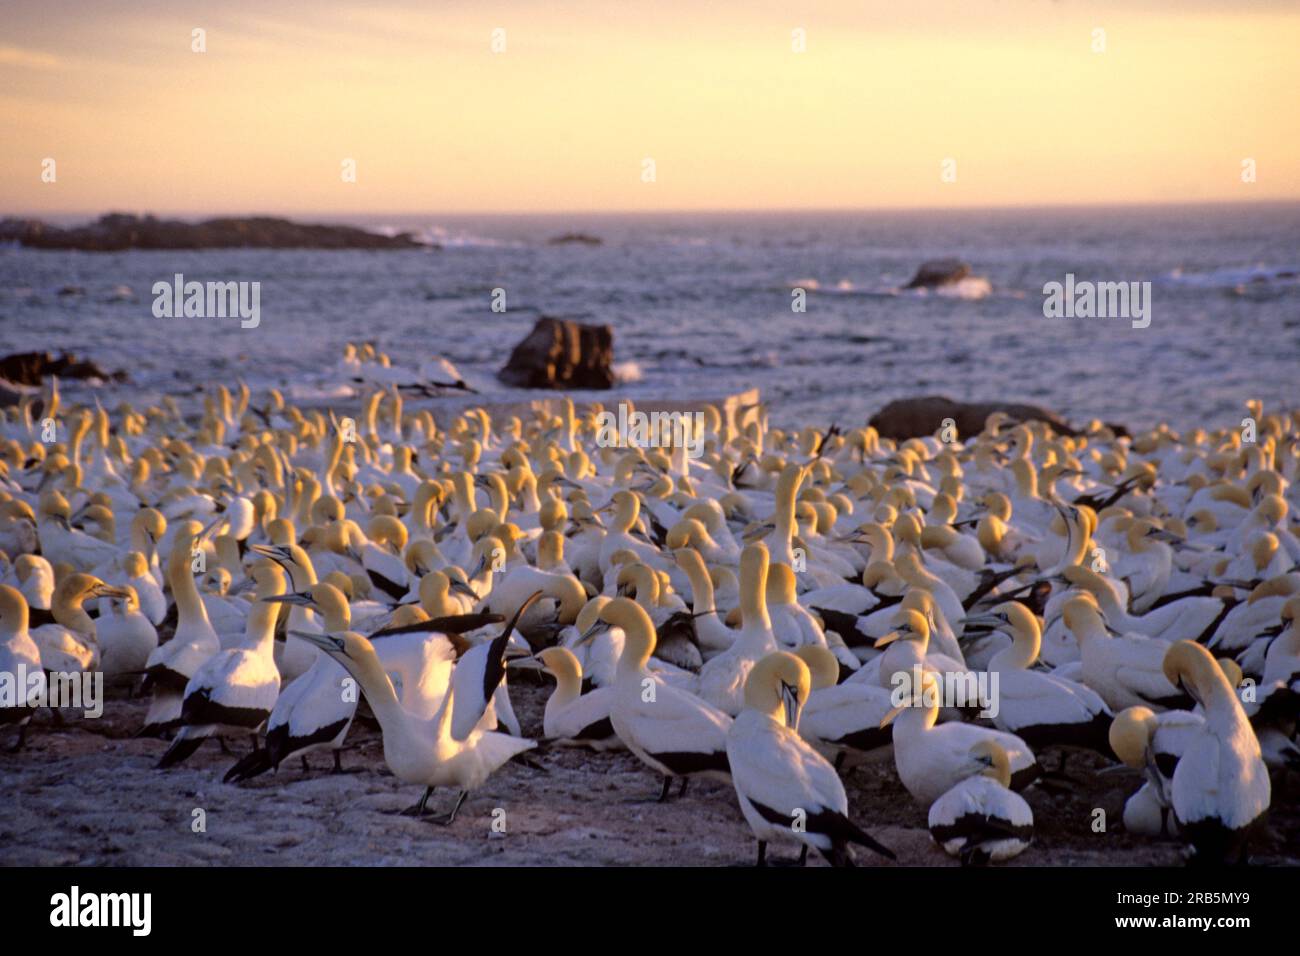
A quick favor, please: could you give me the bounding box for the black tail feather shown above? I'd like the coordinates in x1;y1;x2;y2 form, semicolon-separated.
223;747;273;784
156;734;206;769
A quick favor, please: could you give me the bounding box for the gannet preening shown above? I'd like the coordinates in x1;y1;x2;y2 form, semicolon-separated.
882;669;1040;804
927;741;1034;865
576;597;732;800
726;651;895;866
157;563;287;768
1063;594;1189;712
0;585;42;751
1107;704;1205;839
535;646;619;750
292;595;541;823
1161;641;1270;864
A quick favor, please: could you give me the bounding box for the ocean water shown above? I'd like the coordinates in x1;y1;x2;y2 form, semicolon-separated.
2;204;1297;432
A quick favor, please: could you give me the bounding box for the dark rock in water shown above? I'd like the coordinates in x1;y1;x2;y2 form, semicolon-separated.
869;395;1080;440
0;213;426;251
498;317;615;390
546;233;603;247
0;351;127;386
904;258;971;289
57;285;86;297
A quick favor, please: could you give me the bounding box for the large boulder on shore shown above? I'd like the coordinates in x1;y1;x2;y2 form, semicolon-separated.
904;258;971;289
869;395;1079;440
497;318;615;390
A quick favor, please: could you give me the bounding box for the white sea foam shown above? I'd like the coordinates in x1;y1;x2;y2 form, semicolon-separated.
612;360;643;383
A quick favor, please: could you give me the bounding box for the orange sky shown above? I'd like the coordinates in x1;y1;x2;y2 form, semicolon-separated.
3;0;1298;214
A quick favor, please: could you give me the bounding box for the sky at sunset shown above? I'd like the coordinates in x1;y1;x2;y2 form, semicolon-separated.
3;0;1298;215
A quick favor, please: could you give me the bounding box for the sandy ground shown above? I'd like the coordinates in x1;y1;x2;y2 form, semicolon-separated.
3;675;1297;867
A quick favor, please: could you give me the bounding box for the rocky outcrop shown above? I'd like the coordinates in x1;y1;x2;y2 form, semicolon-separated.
546;233;603;247
0;351;127;386
869;396;1079;440
904;258;971;289
0;214;427;251
497;318;615;390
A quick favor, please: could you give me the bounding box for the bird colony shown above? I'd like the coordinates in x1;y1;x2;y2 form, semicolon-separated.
1;368;1296;867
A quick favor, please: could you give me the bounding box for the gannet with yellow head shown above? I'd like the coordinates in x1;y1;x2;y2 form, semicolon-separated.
697;543;777;715
157;562;288;769
29;572;129;674
535;646;619;750
963;600;1112;753
575;596;732;801
927;740;1034;865
880;668;1040;804
1161;641;1270;863
726;650;895;866
291;595;541;824
225;581;357;783
0;584;42;751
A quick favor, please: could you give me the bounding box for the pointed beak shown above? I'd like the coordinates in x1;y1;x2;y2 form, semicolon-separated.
780;681;800;729
873;630;901;648
288;628;346;656
878;704;905;729
449;578;479;600
90;582;131;600
198;514;224;542
263;591;315;609
250;543;290;563
572;621;607;648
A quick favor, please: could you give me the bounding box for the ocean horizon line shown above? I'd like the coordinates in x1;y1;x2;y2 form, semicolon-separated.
8;197;1300;226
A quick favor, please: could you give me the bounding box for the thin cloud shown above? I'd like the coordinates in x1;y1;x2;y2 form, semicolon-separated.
0;45;63;69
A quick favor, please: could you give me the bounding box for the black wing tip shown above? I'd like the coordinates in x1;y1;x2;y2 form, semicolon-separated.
223;747;273;784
